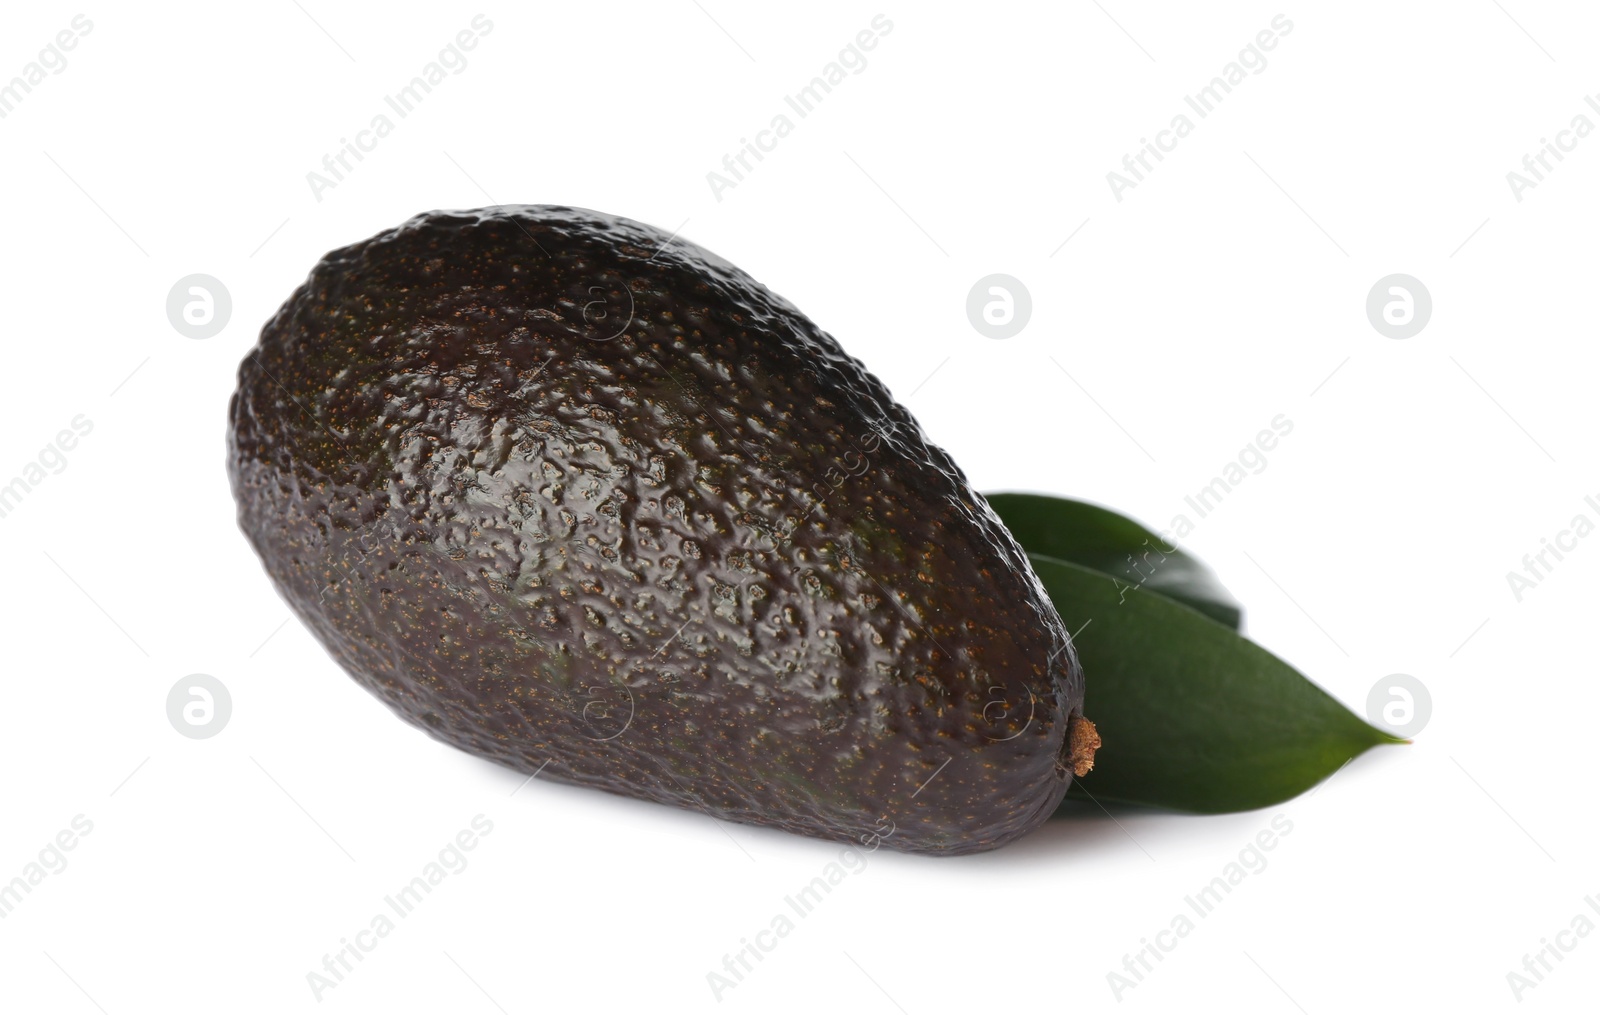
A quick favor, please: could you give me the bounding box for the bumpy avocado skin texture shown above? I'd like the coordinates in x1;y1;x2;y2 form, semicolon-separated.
228;206;1083;855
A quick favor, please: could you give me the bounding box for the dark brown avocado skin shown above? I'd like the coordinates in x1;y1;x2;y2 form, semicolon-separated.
227;206;1083;855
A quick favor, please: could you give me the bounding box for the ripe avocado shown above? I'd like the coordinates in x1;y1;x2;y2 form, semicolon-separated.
228;206;1087;855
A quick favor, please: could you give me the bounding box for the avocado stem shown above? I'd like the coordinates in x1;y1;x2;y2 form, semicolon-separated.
1067;714;1101;777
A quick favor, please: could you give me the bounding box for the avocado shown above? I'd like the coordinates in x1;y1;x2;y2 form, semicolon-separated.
228;206;1089;855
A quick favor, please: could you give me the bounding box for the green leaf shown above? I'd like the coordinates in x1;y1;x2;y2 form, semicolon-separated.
986;492;1244;630
1024;553;1403;813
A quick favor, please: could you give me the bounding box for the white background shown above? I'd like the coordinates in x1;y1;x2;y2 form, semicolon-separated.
1;2;1595;1011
